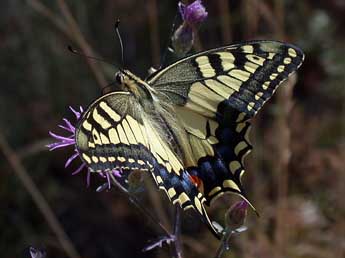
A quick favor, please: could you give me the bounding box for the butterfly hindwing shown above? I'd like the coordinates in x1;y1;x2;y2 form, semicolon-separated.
75;91;221;238
148;41;304;205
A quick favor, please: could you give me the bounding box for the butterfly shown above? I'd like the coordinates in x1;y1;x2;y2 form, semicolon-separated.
75;40;304;238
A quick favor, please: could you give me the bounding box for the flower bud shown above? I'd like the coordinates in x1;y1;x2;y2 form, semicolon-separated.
128;169;145;193
172;1;208;56
225;201;248;230
172;23;194;56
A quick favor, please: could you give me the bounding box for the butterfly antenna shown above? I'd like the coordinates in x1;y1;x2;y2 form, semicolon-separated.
67;45;116;66
160;11;179;69
115;19;125;68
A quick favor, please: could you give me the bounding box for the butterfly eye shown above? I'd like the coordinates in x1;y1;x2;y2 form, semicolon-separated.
115;72;124;84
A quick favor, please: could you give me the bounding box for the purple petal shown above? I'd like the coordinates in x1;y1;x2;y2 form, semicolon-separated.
60;118;75;133
65;152;80;168
96;183;108;192
69;106;82;120
98;172;106;178
183;0;208;24
86;169;91;187
58;124;73;132
106;172;111;189
46;141;74;151
71;163;86;175
112;169;122;178
48;131;74;142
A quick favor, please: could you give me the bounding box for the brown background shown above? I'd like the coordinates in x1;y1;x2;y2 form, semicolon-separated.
0;0;344;258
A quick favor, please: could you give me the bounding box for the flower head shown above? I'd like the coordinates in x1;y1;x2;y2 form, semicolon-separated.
172;1;208;56
46;106;82;151
47;106;121;189
47;106;86;175
179;0;208;25
225;201;248;230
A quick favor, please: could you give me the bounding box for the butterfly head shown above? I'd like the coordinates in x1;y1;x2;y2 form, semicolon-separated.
114;69;156;101
114;70;126;85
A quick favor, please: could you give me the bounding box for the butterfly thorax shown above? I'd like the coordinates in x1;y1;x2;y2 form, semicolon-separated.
116;70;190;161
76;68;191;173
118;70;156;103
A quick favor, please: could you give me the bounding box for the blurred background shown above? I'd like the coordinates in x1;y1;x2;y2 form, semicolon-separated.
1;0;344;258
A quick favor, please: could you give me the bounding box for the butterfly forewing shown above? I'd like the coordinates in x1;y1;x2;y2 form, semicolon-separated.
148;41;304;206
148;41;304;117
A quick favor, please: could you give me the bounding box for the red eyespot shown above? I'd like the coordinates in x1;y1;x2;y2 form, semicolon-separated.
189;175;202;188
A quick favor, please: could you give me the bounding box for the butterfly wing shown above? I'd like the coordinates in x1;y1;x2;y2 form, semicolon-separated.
148;41;304;206
75;91;221;238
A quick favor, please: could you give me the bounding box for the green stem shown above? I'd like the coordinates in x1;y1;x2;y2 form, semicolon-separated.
214;229;233;258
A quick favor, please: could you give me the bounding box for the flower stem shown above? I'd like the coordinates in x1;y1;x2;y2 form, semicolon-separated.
214;229;232;258
0;132;80;258
172;205;183;258
109;174;171;236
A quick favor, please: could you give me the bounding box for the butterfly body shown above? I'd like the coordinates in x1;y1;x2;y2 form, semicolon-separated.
75;40;304;238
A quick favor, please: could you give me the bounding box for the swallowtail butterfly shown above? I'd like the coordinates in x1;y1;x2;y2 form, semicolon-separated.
75;41;304;238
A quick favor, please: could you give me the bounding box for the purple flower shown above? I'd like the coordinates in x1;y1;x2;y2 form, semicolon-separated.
179;0;208;25
29;247;46;258
172;1;208;56
47;106;122;189
225;201;248;230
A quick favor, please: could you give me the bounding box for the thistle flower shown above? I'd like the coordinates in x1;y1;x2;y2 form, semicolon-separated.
47;106;121;189
172;0;208;56
179;0;208;25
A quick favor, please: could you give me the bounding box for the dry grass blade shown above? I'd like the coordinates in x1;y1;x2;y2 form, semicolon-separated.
218;0;232;43
147;0;161;67
0;132;80;258
27;0;107;89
